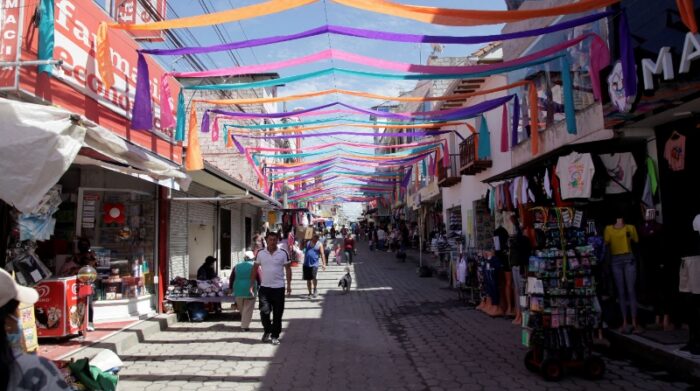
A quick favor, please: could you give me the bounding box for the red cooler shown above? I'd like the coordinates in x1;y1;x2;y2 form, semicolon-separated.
34;277;88;338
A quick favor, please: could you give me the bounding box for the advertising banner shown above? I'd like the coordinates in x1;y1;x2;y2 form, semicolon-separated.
114;0;167;42
0;0;23;89
34;277;87;338
45;0;178;140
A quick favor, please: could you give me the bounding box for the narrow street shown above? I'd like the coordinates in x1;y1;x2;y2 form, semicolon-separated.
116;244;693;391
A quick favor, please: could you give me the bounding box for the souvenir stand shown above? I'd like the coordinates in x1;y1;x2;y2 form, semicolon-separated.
521;207;605;381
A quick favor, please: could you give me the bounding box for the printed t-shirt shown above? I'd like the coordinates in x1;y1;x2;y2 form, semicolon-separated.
255;248;290;288
555;152;596;199
599;152;637;194
664;133;686;171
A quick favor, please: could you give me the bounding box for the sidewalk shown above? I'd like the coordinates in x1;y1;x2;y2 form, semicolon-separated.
607;329;700;382
396;244;700;383
38;315;178;362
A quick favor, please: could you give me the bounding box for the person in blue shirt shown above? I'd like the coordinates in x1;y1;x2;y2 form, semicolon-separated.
303;234;326;298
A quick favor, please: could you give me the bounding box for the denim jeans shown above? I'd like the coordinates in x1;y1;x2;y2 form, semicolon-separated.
258;286;285;338
344;250;353;265
611;254;638;320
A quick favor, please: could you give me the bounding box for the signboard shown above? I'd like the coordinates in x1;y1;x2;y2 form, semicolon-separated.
40;0;177;140
114;0;167;42
0;0;23;90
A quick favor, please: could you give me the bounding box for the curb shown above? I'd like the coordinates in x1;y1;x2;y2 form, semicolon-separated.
606;327;700;383
62;314;178;361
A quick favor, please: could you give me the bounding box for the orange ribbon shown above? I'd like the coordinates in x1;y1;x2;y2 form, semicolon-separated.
185;104;203;171
677;0;698;33
331;0;620;26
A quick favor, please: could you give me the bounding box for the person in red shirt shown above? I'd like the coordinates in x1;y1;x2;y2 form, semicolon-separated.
343;234;356;265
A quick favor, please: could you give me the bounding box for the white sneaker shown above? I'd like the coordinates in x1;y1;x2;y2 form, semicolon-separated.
87;323;95;331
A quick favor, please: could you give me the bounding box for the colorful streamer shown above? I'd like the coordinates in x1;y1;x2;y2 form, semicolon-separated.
330;0;619;26
141;12;613;57
212;94;513;122
132;53;153;130
108;0;315;31
37;0;55;74
677;0;698;33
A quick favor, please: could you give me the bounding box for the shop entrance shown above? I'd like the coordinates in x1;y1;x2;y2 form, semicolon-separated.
188;223;214;278
220;209;231;270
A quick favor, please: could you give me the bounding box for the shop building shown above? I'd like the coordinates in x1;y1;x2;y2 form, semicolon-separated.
482;0;700;357
0;0;191;324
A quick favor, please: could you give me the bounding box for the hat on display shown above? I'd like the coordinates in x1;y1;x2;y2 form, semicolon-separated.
0;268;39;307
244;251;255;260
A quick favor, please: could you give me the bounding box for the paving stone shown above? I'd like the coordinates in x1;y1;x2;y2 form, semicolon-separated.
115;246;693;390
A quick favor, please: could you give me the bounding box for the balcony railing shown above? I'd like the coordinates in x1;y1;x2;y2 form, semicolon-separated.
437;154;461;187
459;134;492;175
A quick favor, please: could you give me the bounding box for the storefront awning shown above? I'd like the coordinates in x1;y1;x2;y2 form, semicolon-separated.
187;162;282;209
0;98;190;213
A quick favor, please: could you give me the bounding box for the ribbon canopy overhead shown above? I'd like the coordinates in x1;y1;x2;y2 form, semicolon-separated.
92;0;623;202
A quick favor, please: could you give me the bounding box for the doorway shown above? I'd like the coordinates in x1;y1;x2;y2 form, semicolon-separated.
245;217;252;250
188;223;214;278
220;209;231;270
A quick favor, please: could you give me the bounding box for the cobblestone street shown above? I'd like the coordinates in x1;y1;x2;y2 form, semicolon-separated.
117;245;694;391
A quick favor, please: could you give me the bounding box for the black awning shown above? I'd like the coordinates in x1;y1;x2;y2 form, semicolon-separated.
482;137;646;183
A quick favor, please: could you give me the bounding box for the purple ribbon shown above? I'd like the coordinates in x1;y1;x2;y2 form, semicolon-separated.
229;130;452;140
200;111;210;133
132;52;153;130
139;12;613;56
219;95;513;125
401;166;413;189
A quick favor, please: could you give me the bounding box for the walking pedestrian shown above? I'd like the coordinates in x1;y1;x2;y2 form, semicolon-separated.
1;269;69;390
231;251;259;331
251;231;292;345
303;234;327;298
343;233;356;265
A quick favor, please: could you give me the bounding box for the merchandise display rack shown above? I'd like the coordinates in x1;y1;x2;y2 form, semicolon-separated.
521;207;605;381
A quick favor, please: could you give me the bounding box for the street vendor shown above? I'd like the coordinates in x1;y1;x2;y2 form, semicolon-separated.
59;237;97;277
197;256;218;281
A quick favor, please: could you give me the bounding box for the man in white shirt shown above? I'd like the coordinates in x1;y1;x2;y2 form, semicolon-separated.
251;231;292;345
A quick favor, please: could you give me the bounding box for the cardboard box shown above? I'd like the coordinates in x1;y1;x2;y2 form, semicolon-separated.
295;226;314;240
6;302;39;353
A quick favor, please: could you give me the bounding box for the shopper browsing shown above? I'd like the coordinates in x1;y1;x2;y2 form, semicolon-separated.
230;251;260;331
251;232;292;345
1;269;70;390
303;234;327;298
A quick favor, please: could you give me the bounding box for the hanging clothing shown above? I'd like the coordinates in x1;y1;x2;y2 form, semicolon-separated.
664;133;686;171
456;256;467;285
555;152;596;199
599;152;637;194
544;168;552;199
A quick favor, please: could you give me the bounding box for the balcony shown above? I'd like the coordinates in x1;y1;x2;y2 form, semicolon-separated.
459;134;492;175
437;153;461;188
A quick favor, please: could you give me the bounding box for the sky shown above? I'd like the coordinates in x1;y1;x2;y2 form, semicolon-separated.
146;0;508;220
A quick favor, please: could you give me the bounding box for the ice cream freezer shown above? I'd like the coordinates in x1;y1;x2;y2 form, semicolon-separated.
34;277;88;338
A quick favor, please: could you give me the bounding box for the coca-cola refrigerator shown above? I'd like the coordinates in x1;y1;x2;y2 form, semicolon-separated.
34;277;88;338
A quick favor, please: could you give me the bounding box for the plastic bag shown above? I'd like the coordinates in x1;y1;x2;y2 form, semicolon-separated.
68;358;118;391
4;243;52;286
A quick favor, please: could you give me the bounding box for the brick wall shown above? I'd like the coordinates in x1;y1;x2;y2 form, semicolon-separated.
184;89;268;191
